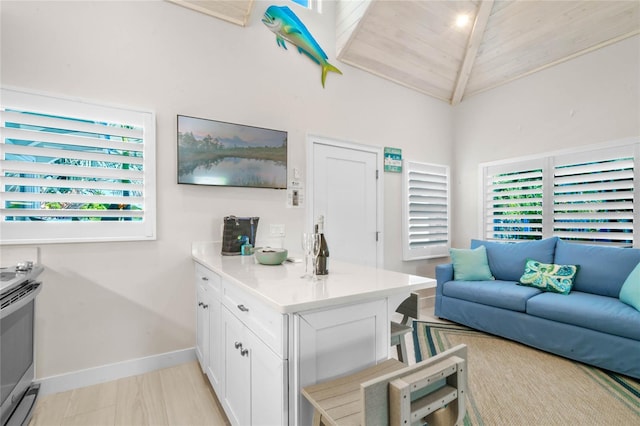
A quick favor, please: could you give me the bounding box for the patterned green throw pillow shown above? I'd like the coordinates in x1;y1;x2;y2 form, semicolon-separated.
519;259;578;295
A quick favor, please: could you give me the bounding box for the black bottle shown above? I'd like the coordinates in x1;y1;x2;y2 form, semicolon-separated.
314;221;329;275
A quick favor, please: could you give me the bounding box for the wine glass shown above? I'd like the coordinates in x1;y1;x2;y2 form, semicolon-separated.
301;233;314;278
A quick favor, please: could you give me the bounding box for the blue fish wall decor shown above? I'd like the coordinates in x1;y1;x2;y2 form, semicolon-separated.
262;5;342;88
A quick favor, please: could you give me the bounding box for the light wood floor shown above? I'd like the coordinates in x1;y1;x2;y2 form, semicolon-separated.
29;361;230;426
30;299;438;426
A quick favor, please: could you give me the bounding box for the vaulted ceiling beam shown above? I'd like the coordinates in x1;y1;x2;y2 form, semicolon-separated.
451;0;494;105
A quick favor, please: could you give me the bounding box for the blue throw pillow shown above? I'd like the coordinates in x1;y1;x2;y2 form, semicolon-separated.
554;239;640;298
619;262;640;311
470;237;558;281
450;246;494;281
519;259;578;295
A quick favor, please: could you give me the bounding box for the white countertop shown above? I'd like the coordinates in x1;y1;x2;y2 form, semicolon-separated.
192;241;436;313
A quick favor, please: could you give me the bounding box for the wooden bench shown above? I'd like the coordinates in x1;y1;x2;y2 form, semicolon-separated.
302;344;467;426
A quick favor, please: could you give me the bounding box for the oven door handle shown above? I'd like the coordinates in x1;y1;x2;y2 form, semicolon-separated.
0;282;42;319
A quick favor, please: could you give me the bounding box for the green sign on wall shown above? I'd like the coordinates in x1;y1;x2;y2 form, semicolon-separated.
384;147;402;173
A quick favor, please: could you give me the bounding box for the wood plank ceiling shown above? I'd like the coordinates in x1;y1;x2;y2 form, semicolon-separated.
167;0;255;26
168;0;640;105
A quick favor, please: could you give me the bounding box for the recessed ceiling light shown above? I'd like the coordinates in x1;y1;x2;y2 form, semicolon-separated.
456;14;470;28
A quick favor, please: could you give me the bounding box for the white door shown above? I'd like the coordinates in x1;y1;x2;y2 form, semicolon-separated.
309;137;382;267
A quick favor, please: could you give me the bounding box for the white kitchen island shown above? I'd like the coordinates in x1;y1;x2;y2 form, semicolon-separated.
191;241;435;426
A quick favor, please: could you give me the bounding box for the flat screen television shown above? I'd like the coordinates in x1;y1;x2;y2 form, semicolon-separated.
177;115;287;189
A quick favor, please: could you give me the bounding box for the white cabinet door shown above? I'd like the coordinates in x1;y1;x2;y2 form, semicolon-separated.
222;306;287;426
196;263;223;391
222;307;251;426
206;294;222;393
195;282;210;372
248;330;287;426
295;298;388;425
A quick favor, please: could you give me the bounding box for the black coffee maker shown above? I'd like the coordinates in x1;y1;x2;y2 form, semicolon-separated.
221;216;259;255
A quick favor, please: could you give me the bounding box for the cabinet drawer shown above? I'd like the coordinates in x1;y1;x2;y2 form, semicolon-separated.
195;263;221;298
222;280;286;358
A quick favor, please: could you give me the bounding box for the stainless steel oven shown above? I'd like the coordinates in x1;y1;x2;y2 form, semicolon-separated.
1;264;43;426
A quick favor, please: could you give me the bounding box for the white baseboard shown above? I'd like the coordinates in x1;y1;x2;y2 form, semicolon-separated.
36;347;197;396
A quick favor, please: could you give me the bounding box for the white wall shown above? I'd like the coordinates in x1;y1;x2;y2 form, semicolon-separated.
0;0;452;378
452;35;640;247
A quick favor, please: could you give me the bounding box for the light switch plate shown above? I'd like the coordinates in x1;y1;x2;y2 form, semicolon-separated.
270;224;285;237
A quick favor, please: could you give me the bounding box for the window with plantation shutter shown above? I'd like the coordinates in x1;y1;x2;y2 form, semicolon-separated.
481;139;639;248
483;160;544;241
553;146;635;246
402;160;450;260
1;88;156;244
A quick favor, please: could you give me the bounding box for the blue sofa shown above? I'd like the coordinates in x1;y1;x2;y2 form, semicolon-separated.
435;237;640;379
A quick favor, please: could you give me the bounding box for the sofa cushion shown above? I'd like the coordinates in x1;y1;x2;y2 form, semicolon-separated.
526;291;640;341
619;262;640;311
518;259;578;295
470;237;558;281
442;280;541;312
554;239;640;297
450;246;494;281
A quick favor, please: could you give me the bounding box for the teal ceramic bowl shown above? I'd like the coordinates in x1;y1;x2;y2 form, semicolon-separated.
255;248;288;265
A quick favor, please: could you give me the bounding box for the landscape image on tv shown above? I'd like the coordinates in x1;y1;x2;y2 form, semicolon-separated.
177;115;287;189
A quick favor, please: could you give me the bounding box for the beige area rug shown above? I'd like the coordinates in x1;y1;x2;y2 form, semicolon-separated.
412;321;640;425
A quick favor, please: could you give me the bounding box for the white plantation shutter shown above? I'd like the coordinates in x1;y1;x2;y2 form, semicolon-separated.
481;139;639;248
402;161;449;260
484;159;545;241
0;88;156;244
553;145;635;246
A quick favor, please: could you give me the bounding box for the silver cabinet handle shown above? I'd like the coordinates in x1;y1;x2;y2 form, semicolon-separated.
237;304;249;312
202;304;208;309
198;302;203;307
201;276;208;281
240;348;249;357
235;341;242;349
